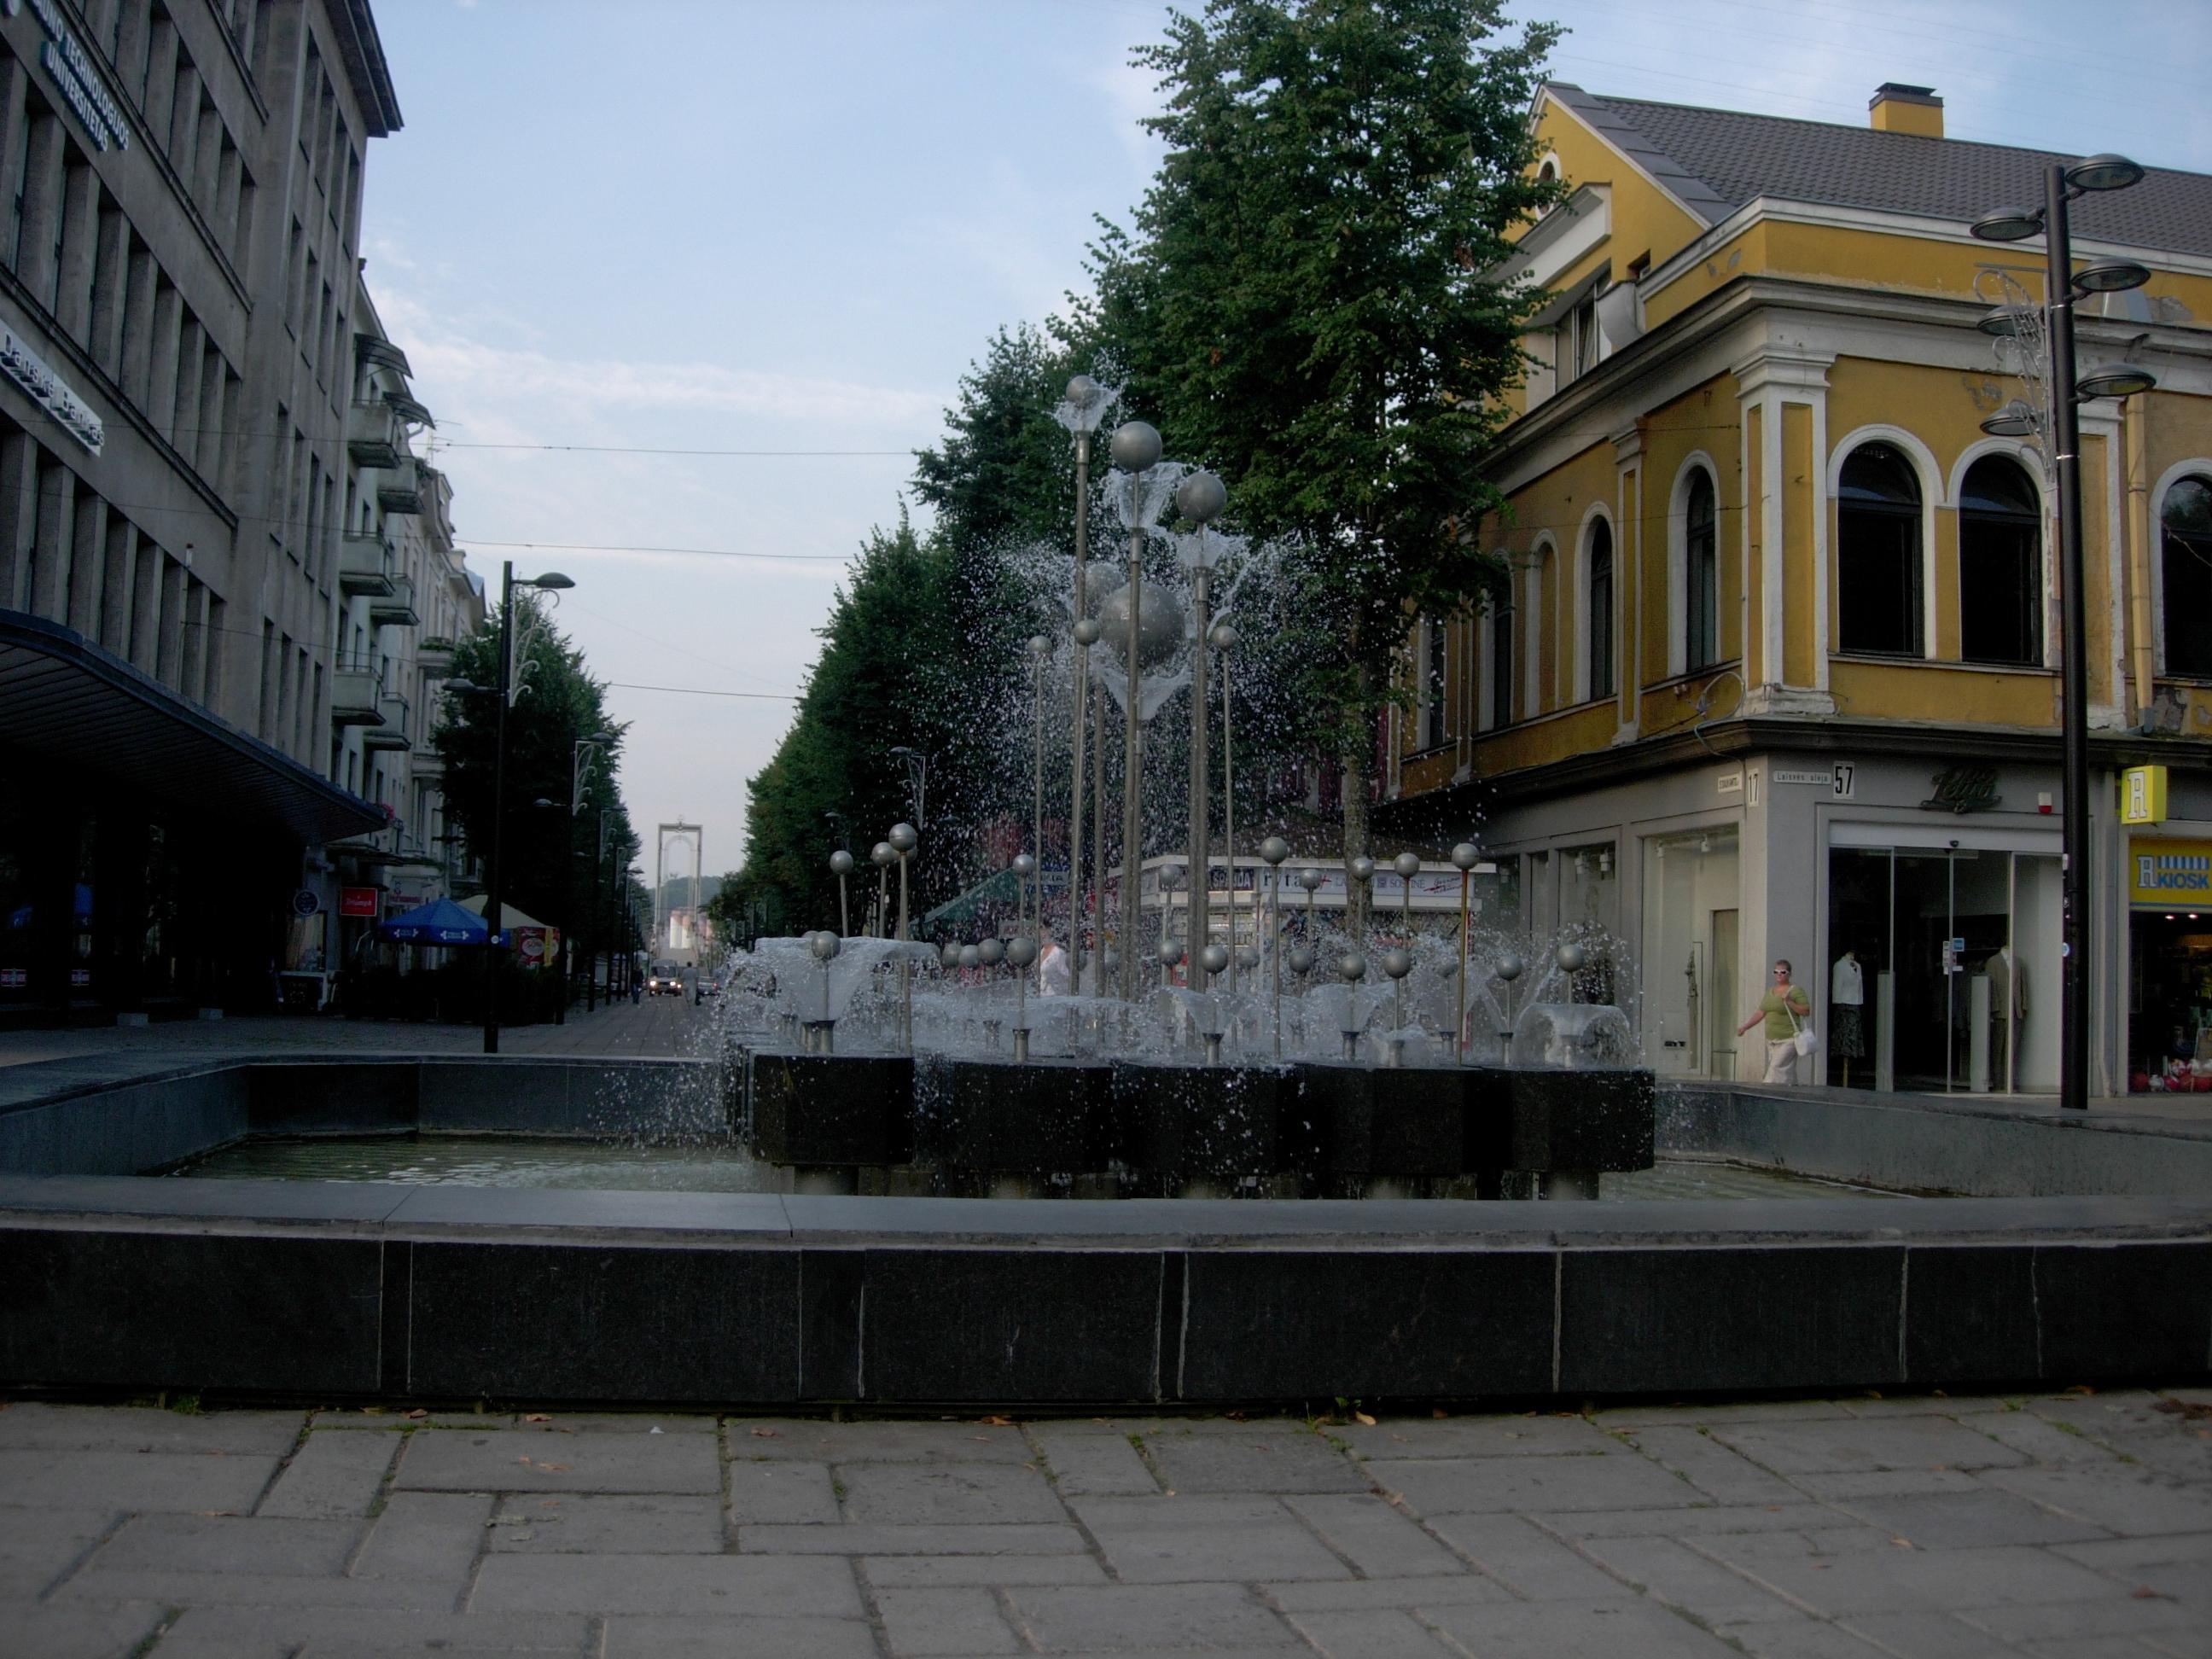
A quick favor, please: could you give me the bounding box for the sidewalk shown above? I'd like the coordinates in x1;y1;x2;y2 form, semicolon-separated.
0;994;718;1069
1;1388;2207;1656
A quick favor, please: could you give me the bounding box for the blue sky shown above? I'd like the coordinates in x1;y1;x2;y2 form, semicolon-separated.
359;0;2210;881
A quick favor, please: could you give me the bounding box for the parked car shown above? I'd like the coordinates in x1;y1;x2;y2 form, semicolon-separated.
647;962;684;997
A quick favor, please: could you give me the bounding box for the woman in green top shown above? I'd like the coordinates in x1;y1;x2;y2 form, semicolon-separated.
1738;959;1813;1084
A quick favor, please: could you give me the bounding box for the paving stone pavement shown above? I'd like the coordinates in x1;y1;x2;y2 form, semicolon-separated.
2;1388;2209;1656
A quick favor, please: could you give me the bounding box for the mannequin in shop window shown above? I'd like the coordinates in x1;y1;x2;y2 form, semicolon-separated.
1986;946;2026;1091
1831;951;1866;1086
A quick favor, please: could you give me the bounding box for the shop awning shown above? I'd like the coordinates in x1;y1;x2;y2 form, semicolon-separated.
0;608;385;845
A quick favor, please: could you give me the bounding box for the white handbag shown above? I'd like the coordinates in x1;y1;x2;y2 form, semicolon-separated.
1788;1001;1819;1058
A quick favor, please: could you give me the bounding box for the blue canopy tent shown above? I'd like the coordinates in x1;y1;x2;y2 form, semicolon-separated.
378;896;505;946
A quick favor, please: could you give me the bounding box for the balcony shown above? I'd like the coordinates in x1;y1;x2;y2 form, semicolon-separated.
377;457;423;515
369;574;419;629
330;664;381;725
338;534;395;597
346;399;404;469
416;637;456;676
364;692;410;751
412;747;445;784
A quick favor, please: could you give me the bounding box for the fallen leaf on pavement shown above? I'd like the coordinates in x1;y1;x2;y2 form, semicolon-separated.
1353;1412;1377;1426
2152;1400;2212;1421
749;1428;780;1438
1889;1537;1912;1548
978;1415;1015;1426
403;1409;428;1420
2133;1586;2165;1599
524;1413;553;1423
1431;1408;1449;1419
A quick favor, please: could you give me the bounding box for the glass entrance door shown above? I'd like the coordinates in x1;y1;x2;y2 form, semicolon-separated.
1827;843;2053;1094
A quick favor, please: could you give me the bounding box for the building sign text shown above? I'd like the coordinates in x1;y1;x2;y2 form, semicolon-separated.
0;323;102;451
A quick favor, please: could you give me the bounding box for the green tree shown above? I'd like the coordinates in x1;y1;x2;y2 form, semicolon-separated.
431;597;631;963
1090;0;1558;920
732;514;967;934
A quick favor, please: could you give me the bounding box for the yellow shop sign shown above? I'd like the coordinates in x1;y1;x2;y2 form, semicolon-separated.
2121;765;2168;824
2129;838;2212;908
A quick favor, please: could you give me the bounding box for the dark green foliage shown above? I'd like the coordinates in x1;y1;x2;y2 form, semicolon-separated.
1088;0;1559;789
430;599;635;958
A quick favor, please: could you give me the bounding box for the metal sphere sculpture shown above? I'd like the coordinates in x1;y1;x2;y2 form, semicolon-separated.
1159;939;1185;968
888;822;917;854
1381;948;1413;981
1393;852;1422;880
1495;952;1525;983
1109;420;1163;474
1066;373;1102;409
808;930;841;962
1287;945;1318;976
1557;942;1587;974
1199;943;1230;976
1450;842;1481;870
939;941;962;969
872;841;896;868
829;850;854;876
1011;853;1038;878
977;937;1006;968
1260;835;1291;866
1027;633;1052;659
1350;856;1376;884
1095;578;1183;669
1006;936;1039;969
1296;866;1325;893
1339;951;1368;982
1072;617;1103;647
958;945;981;970
1208;621;1239;653
1175;470;1227;525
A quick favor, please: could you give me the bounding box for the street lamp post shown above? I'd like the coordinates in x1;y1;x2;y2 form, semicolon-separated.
447;562;574;1055
889;748;929;830
1971;152;2157;1113
561;731;615;1024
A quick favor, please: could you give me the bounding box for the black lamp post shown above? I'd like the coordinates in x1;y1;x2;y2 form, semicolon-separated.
446;562;575;1055
1971;153;2158;1112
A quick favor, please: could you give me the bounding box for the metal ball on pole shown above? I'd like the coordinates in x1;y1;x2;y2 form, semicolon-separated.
1449;842;1482;1063
830;849;854;939
1111;420;1162;1000
1260;835;1290;1057
888;821;917;1050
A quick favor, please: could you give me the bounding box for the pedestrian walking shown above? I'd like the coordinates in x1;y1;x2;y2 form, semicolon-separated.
1738;959;1813;1085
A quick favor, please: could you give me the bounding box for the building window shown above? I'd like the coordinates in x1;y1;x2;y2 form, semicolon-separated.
1837;441;1923;657
2160;474;2212;678
1421;616;1447;748
1587;518;1615;701
4;98;29;272
1568;293;1598;382
1685;467;1719;669
1490;595;1515;727
1959;453;2042;667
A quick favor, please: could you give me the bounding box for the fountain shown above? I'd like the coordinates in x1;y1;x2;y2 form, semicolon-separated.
719;398;1654;1200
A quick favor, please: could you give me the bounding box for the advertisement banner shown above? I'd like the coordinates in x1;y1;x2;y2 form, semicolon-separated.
2128;839;2212;909
338;887;381;918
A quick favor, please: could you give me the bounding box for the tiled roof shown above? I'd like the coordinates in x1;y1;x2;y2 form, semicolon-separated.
1545;83;2212;260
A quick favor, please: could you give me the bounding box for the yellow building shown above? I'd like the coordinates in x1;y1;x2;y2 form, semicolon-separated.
1385;82;2212;1097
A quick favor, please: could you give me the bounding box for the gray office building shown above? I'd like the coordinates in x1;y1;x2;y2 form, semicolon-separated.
0;0;457;1023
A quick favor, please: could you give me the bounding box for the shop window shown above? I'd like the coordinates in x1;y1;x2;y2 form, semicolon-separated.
2160;474;2212;678
1685;468;1719;669
1837;442;1923;657
1586;519;1614;700
1959;454;2043;667
1419;615;1447;748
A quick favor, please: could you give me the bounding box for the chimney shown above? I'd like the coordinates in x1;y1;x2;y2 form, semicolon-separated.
1869;83;1942;138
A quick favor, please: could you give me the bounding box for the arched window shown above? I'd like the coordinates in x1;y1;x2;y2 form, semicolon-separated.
1837;442;1923;656
1959;454;2042;667
1685;469;1719;669
1587;519;1615;700
2162;475;2212;678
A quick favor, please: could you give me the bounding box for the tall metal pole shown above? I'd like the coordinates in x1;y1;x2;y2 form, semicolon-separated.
1120;503;1144;1000
1069;428;1091;992
2045;163;2091;1113
1091;659;1108;997
483;562;513;1055
1218;629;1236;992
1030;637;1048;949
585;810;604;1013
1187;560;1211;990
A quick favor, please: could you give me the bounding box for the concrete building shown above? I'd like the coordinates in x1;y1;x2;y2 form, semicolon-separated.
1383;83;2212;1097
0;0;463;1024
